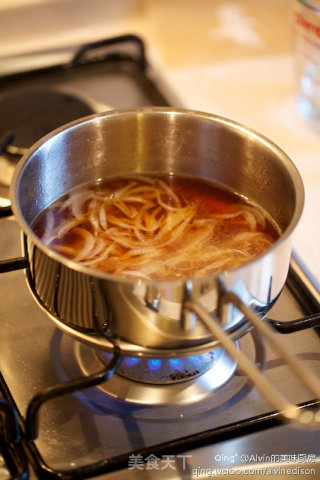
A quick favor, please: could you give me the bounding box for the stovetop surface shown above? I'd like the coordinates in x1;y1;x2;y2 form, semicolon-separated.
1;36;320;479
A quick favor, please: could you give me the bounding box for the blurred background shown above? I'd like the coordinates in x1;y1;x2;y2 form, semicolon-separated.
0;0;319;286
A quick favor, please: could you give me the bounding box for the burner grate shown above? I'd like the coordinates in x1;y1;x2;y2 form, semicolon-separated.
0;88;95;157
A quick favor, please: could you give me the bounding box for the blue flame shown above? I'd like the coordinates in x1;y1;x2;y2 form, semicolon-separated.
147;359;162;371
168;358;184;370
124;357;141;367
189;355;202;362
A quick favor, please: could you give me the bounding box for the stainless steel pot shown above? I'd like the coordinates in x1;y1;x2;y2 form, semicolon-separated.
9;107;304;356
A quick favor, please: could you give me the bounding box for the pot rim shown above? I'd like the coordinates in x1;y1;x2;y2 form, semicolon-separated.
10;106;305;287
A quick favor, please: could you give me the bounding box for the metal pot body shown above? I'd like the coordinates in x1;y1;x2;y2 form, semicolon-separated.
11;108;304;353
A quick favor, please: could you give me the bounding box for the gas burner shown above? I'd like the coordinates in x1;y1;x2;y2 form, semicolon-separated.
0;88;95;156
75;343;238;405
98;349;223;384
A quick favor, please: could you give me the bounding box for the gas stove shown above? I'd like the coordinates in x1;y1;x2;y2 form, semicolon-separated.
0;35;320;480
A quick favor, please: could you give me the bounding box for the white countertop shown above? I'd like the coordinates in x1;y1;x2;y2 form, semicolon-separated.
1;0;319;286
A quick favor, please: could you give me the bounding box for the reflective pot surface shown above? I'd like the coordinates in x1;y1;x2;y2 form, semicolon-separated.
10;108;304;354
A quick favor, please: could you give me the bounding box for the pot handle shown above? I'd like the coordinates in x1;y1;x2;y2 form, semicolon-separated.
183;289;320;428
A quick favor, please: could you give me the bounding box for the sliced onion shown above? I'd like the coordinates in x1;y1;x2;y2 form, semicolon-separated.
113;181;137;198
39;175;276;280
72;228;96;262
106;215;135;230
52;244;78;257
55;217;82;240
99;204;108;231
157;179;181;207
81;243;114;266
113;198;136;218
41;210;55;245
69;190;92;219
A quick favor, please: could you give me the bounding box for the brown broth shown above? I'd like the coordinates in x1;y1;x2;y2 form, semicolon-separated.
32;174;280;280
